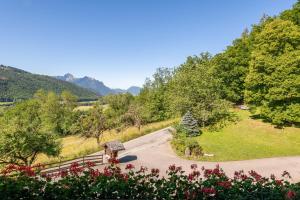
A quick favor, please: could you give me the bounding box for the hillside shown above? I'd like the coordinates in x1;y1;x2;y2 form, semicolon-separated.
56;73;141;96
0;65;99;100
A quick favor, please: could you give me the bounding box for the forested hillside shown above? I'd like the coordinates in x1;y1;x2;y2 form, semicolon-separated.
0;65;98;100
137;1;300;127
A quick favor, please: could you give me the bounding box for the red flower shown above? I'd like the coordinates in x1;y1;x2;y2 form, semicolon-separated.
121;173;129;181
275;180;283;186
249;170;262;181
90;169;101;178
204;169;213;178
108;158;120;164
69;162;84;175
85;161;96;168
217;181;232;189
176;166;182;173
191;164;197;170
103;167;112;177
151;168;159;176
286;190;296;199
17;165;35;177
125;163;135;170
59;170;69;178
168;164;176;171
282;171;292;179
201;187;216;196
139;166;148;173
188;170;201;181
270;174;276;180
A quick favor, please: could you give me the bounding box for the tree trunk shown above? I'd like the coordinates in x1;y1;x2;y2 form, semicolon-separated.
96;137;100;146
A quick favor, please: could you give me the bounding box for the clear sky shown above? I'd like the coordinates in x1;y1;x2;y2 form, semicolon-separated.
0;0;297;88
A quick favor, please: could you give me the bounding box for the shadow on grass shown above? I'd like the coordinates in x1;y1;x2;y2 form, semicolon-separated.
119;155;137;163
250;114;300;129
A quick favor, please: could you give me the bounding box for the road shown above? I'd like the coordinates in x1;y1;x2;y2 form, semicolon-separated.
104;127;300;182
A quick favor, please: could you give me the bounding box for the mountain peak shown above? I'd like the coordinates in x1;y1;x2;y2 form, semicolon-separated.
55;74;141;96
63;73;75;82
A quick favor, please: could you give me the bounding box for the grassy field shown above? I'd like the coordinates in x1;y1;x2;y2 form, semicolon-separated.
196;109;300;161
0;102;14;106
74;104;108;111
36;118;178;165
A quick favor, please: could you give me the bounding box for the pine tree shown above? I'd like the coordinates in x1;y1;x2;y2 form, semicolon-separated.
181;111;200;137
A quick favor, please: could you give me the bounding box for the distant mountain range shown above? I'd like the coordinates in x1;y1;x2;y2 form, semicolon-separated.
55;73;141;96
0;65;98;100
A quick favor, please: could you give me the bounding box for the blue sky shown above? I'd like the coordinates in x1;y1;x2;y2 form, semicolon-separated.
0;0;296;88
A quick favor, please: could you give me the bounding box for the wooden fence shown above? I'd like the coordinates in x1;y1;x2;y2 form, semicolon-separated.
40;154;104;175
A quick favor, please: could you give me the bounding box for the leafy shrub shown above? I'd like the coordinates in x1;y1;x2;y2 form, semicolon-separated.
0;161;299;200
185;138;203;157
172;125;203;157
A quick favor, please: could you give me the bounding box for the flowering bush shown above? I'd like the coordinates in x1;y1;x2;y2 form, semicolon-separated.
0;161;300;200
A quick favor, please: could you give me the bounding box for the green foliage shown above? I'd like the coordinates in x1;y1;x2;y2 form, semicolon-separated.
180;111;200;136
2;162;299;200
172;125;203;157
78;103;108;145
122;103;143;131
185;138;203;157
137;67;173;122
0;65;98;100
212;31;251;103
245;19;300;126
0;100;61;166
280;0;300;26
168;53;234;129
104;93;134;128
34;90;78;135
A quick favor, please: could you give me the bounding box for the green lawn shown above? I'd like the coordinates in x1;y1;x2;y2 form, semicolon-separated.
197;109;300;161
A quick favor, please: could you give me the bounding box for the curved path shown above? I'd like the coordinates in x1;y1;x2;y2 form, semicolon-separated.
106;127;300;182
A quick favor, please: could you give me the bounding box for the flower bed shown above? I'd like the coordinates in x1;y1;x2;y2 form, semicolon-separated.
0;160;299;199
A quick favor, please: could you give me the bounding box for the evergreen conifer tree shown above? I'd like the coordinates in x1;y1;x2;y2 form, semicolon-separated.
181;111;200;136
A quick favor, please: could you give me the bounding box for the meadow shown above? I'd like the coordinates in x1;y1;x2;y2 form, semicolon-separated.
36;118;178;165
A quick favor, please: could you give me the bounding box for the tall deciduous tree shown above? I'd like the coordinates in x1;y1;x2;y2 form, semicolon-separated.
80;103;108;146
168;53;233;129
0;100;61;166
123;104;143;131
137;67;173;122
245;19;300;126
212;30;251;103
